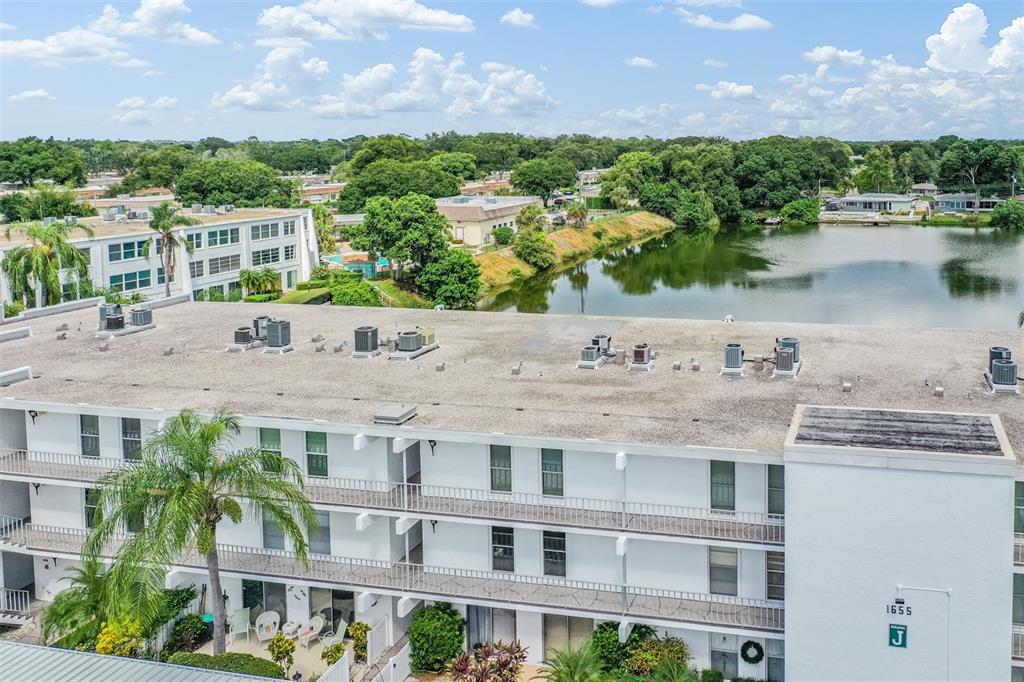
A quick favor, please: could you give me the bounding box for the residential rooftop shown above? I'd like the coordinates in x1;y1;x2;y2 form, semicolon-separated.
436;195;539;220
1;302;1022;457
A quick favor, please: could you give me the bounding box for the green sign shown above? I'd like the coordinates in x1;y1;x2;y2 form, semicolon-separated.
888;624;907;648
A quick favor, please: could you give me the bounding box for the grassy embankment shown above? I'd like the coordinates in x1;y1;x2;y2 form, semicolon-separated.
476;211;675;295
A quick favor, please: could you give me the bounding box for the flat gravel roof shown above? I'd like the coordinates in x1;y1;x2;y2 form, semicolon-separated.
1;302;1021;457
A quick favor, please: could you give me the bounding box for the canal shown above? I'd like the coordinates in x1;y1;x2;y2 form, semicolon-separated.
481;224;1024;330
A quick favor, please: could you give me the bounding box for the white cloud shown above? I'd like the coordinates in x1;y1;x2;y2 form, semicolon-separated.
925;2;989;72
676;9;772;30
989;16;1024;70
695;80;758;99
253;37;313;49
142;69;165;77
109;110;154;125
803;45;865;66
8;89;55;102
675;0;742;6
501;8;538;29
0;22;14;31
117;96;148;109
703;58;728;68
580;0;620;6
624;56;657;68
150;96;179;110
601;103;675;126
312;48;555;119
91;0;218;46
257;0;474;41
212;47;330;110
0;26;149;68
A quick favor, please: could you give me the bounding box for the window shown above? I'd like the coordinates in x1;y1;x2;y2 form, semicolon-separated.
489;445;512;492
85;488;101;529
121;418;141;461
286;270;297;289
766;639;785;682
710;460;735;511
157;267;175;285
768;464;785;515
283;245;296;261
1016;482;1024;534
208;227;240;246
208;254;241;275
260;427;281;471
283;220;296;236
263;510;285;550
188;261;205;278
310;511;331;554
186;233;203;250
710;635;739;679
251;248;280;266
491;527;514;572
709;547;738;596
766;551;785;600
251;223;279;241
109;270;152;292
306;431;328;478
541;449;564;497
543;531;567;577
80;415;100;457
108;239;148;262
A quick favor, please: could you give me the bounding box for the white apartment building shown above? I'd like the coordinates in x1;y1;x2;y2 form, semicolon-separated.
0;206;319;307
0;304;1022;681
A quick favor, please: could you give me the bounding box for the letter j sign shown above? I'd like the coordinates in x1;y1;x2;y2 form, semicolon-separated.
889;624;908;648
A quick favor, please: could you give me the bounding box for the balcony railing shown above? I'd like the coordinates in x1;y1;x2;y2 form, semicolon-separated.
0;517;784;633
1014;626;1024;660
0;448;784;545
1015;534;1024;566
0;588;30;616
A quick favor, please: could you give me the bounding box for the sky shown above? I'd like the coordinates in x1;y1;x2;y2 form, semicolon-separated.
0;0;1022;142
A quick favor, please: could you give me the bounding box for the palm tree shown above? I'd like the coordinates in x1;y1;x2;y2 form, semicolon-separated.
40;558;109;649
144;202;199;297
650;659;700;682
567;203;588;229
537;643;609;682
2;220;94;306
83;409;317;655
239;267;281;296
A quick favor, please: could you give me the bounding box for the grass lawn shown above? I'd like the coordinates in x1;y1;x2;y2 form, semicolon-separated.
271;287;330;304
373;279;432;308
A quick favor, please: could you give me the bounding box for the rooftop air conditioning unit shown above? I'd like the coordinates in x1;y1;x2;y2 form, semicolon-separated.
592;334;611;354
192;203;203;214
102;210;115;222
355;325;379;353
42;216;56;226
990;346;1012;373
127;210;138;220
99;303;121;325
776;347;795;372
419;327;435;346
991;359;1019;387
225;204;234;212
779;337;801;364
398;331;422;352
721;343;744;376
64;215;77;224
203;205;215;214
253;315;271;340
266;319;291;348
234;327;254;345
137;210;149;220
580;345;601;363
773;337;802;378
631;343;651;364
117;194;130;200
129;308;152;327
105;314;125;331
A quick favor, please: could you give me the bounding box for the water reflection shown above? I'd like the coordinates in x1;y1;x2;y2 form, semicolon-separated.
482;225;1024;330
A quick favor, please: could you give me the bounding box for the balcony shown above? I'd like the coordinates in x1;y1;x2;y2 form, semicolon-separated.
0;449;784;546
1015;625;1024;660
0;517;784;634
0;588;31;626
1015;534;1024;566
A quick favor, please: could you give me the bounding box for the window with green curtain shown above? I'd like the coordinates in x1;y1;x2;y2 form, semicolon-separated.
710;460;736;511
84;489;101;529
768;464;785;515
1016;482;1024;534
541;449;564;497
306;431;328;478
490;445;512;492
260;428;282;472
121;417;141;461
1015;574;1024;626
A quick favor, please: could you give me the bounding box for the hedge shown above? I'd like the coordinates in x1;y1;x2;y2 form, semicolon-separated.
166;652;284;678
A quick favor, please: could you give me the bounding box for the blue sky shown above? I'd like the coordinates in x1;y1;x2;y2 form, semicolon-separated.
1;0;1022;141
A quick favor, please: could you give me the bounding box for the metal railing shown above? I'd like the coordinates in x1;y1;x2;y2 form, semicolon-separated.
0;449;785;544
1014;626;1024;660
0;588;30;615
2;520;784;633
1014;534;1024;566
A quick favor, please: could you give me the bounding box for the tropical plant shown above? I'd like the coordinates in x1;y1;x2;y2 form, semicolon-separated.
167;652;284;678
624;637;690;677
409;602;465;673
567;203;588;228
266;633;296;675
514;230;557;270
515;204;546;233
95;619;144;657
2;220;94;306
346;620;371;662
651;658;700;682
143;202;199;297
322;641;348;666
779;197;820;225
83;409;317;655
311;203;337;254
40;558;109;650
163;613;210;655
239;267;281;295
448;641;528;682
590;621;655;673
537;642;608;682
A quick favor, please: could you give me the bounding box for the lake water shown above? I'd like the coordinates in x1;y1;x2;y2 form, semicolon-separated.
481;224;1024;330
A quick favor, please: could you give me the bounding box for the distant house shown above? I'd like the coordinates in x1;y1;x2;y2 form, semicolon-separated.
910;182;938;196
301;182;345;204
88;192;177;211
825;193;915;213
933;193;1005;212
435;195;541;246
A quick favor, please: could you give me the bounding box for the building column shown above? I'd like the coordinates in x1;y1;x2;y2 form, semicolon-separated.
516;610;544;664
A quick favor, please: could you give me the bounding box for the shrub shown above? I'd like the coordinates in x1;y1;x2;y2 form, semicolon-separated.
243;292;281;303
492;226;515;245
585;196;613;210
699;669;725;682
779;197;820;225
448;641;527;682
322;641;347;666
991;198;1024;230
3;301;25;318
267;633;295;674
163;613;210;655
415;249;481;310
146;586;197;638
95;620;143;658
329;273;381;307
409;602;465;673
625;637;690;677
591;622;655;673
346;621;370;662
592;227;606;241
513;230;557;270
167;652;284;678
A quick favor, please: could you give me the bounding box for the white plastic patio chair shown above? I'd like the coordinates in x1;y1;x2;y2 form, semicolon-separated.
251;610;280;643
229;607;250;644
296;614;325;649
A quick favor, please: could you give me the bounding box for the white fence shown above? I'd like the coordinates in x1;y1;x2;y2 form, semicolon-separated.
368;642;410;682
366;617;391;667
321;650;351;682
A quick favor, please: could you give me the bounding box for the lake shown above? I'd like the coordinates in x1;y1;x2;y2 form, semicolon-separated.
481;224;1024;330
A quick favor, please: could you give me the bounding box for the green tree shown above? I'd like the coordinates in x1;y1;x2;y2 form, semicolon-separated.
346;135;424;176
83;410;317;655
428;152;477;181
897;146;938;183
567;203;588;228
338;159;460;213
143;202;199;297
599;151;661;202
853;146;897;193
537;642;608;682
515;204;547;233
175;159;297;207
328;272;381;306
119;145;197;192
780;197;821;224
939;140;1005;214
514;230;557;270
2;220;94;306
415;249;481;309
239;267;280;295
40;559;109;649
409;602;465;673
0;137;87;186
0;183;98;224
511;157;578;206
311;203;337;254
356;193;450;281
492;226;514;245
991;198;1024;230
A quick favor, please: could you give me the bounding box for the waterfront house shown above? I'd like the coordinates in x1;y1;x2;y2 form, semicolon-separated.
934;192;1005;212
910;182;938;196
825;193;915;213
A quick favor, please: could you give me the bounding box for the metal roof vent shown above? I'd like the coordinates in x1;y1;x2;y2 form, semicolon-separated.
721;343;744;376
352;325;381;358
264;319;294;354
627;343;654;372
987;358;1019;394
374;404;417;425
772;337;802;379
388;329;439;361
